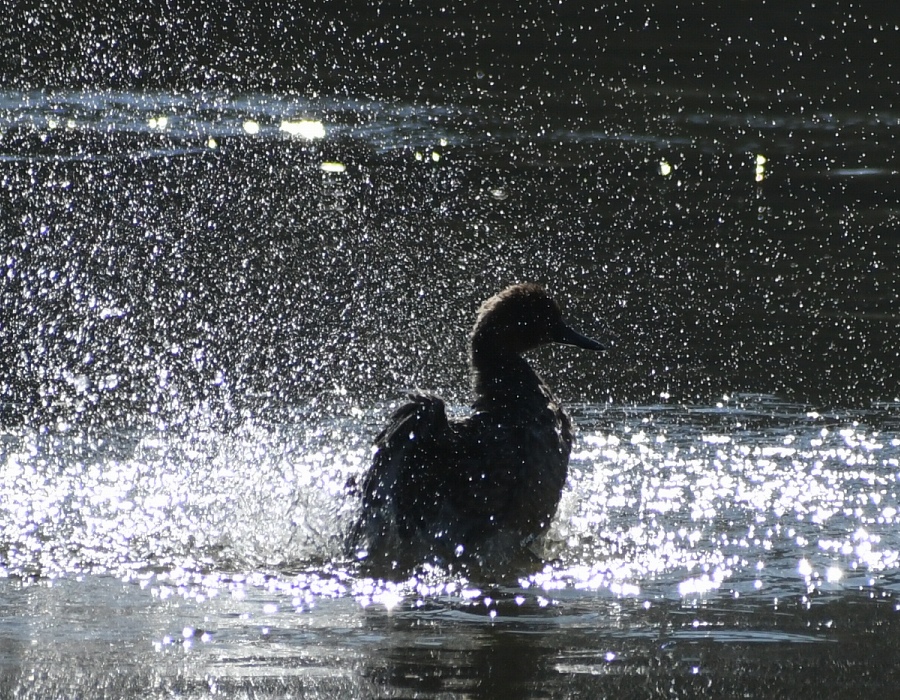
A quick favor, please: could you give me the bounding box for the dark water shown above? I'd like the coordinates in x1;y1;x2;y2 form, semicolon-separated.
2;3;900;698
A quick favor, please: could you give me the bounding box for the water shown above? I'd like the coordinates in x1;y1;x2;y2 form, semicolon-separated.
3;400;900;696
3;4;900;697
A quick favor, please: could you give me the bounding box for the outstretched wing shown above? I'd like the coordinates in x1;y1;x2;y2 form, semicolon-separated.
346;393;453;569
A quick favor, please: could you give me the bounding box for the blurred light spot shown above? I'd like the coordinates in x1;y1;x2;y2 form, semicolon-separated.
609;581;640;596
678;575;721;596
375;589;403;611
242;119;260;135
755;154;767;182
99;374;119;391
798;559;813;577
659;160;673;176
431;151;441;162
320;161;346;173
826;566;842;583
280;119;326;139
148;116;169;130
207;137;218;149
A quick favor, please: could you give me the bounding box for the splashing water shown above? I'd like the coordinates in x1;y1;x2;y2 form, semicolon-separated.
3;395;899;596
2;75;900;696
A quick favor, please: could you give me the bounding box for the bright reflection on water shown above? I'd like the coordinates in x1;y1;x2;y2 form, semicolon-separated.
3;396;900;602
557;401;900;601
0;415;369;577
3;397;900;696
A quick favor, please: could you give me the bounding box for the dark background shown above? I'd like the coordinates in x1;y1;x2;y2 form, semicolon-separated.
4;1;898;104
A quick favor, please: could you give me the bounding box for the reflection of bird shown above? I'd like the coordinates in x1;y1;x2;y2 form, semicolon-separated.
346;283;607;578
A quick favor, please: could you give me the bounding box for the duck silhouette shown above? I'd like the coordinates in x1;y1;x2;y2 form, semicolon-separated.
345;283;607;578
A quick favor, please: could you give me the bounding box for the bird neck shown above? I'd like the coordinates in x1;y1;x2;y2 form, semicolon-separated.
469;346;552;413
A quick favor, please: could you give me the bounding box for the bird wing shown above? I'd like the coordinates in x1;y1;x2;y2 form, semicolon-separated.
346;393;453;562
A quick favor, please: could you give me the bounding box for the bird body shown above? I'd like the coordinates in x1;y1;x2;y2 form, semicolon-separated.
346;283;605;577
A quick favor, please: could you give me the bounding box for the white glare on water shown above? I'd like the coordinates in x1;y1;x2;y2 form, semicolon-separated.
552;408;900;601
2;403;899;609
0;419;369;578
279;119;326;139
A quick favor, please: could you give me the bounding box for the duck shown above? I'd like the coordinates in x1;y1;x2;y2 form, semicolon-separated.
345;283;607;578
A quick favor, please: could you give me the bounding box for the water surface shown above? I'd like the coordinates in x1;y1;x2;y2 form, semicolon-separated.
3;5;900;696
3;398;900;697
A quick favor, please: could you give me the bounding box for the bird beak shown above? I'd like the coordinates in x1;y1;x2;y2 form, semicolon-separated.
553;322;610;351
